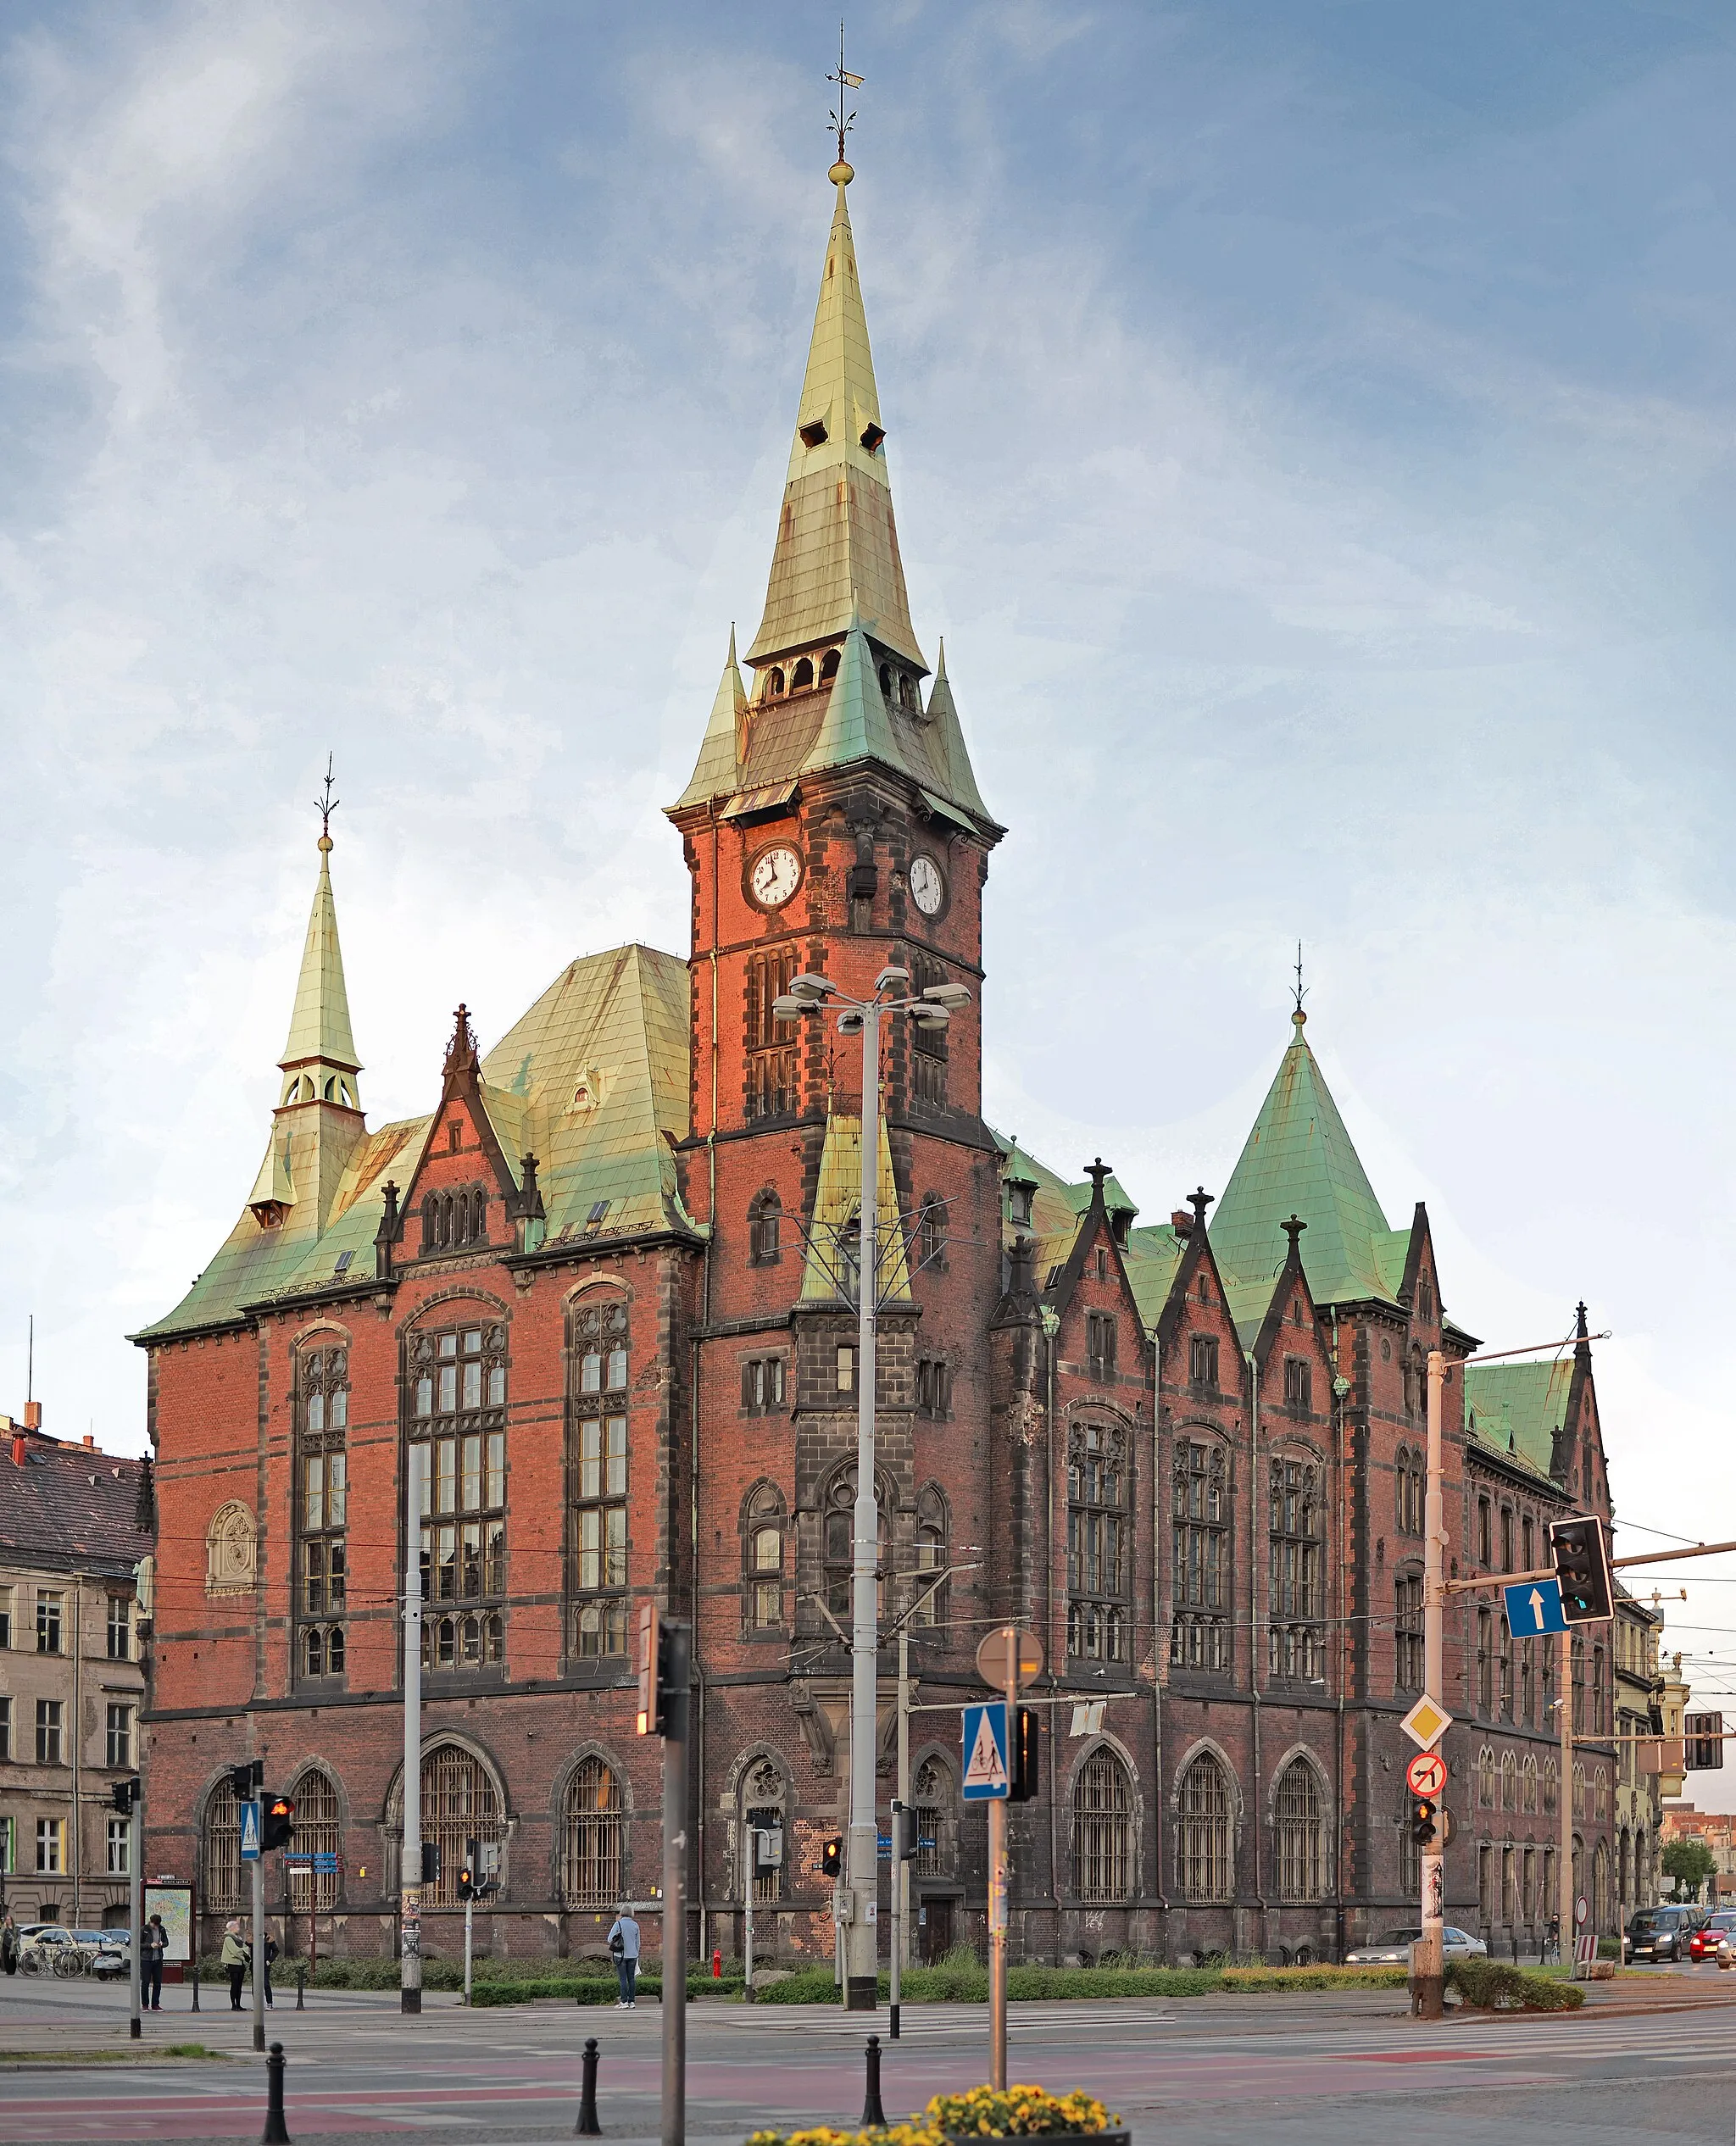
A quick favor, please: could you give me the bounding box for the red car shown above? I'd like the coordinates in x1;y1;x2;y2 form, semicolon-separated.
1688;1911;1736;1960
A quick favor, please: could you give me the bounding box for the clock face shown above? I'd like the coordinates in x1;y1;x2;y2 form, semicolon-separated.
909;854;945;916
750;845;802;909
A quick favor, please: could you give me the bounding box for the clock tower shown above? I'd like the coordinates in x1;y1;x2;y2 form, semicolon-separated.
666;158;1004;1823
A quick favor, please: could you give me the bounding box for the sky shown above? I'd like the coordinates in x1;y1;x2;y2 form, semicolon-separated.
4;0;1736;1793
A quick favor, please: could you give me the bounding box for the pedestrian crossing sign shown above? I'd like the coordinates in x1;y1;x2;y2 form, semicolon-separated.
239;1799;262;1861
961;1701;1010;1801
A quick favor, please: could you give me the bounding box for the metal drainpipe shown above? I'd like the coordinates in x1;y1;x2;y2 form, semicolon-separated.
694;802;721;1967
71;1580;83;1926
1330;1308;1348;1962
1246;1354;1265;1960
1043;1309;1059;1955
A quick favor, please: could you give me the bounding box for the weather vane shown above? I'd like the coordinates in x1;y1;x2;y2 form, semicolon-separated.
827;20;862;170
1293;940;1308;1019
315;754;340;848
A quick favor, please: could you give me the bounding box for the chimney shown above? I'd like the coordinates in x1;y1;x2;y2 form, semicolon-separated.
23;1400;42;1430
1171;1209;1193;1237
10;1433;25;1467
81;1432;95;1449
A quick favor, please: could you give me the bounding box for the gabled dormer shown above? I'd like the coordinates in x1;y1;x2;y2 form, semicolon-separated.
1044;1159;1147;1391
393;1006;545;1262
1157;1187;1243;1405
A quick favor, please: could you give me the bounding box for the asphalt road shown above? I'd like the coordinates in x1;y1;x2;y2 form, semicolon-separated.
2;1971;1733;2145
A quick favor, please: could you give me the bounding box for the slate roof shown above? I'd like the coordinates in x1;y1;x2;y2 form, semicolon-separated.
1210;1011;1410;1309
137;944;697;1343
0;1428;152;1576
1463;1359;1575;1487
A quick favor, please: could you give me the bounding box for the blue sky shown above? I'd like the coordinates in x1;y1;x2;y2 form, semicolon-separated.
5;1;1736;1762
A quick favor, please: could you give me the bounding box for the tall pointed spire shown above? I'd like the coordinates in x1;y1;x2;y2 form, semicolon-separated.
745;165;924;675
277;822;361;1112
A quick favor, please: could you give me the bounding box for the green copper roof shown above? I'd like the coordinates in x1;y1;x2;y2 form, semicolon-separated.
798;1113;911;1304
280;838;359;1078
746;175;922;674
137;943;696;1343
1210;1011;1405;1307
920;642;993;826
1464;1359;1572;1486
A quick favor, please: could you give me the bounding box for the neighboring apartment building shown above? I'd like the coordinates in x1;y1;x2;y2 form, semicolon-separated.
0;1409;153;1926
1612;1587;1666;1918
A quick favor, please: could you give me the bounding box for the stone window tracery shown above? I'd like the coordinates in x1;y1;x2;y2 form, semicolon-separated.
570;1297;629;1661
1171;1439;1230;1672
1068;1422;1127;1664
410;1320;509;1672
296;1343;348;1681
1269;1454;1324;1681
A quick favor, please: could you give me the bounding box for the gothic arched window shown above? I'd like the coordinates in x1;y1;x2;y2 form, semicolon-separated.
1476;1745;1496;1808
1171;1439;1229;1671
296;1343;348;1682
1069;1422;1127;1664
743;1757;786;1905
822;1466;886;1624
1074;1748;1134;1904
201;1777;245;1912
748;1191;782;1265
287;1768;341;1912
1272;1760;1327;1901
743;1483;785;1631
1268;1454;1323;1681
1176;1753;1232;1903
563;1756;624;1908
570;1294;630;1660
912;1756;954;1877
913;1484;949;1628
411;1744;504;1908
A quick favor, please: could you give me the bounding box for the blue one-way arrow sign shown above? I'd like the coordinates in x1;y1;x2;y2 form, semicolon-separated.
1505;1576;1567;1637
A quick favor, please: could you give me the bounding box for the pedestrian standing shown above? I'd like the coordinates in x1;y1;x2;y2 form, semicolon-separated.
607;1904;641;2009
0;1910;17;1976
263;1932;278;2008
141;1914;167;2011
220;1919;249;2011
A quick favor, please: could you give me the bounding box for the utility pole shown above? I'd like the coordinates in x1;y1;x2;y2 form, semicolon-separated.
127;1782;143;2041
1417;1350;1448;2021
401;1441;423;2015
890;1627;910;2037
660;1621;692;2146
743;1830;756;2002
251;1799;266;2054
1560;1625;1574;1960
988;1630;1020;2089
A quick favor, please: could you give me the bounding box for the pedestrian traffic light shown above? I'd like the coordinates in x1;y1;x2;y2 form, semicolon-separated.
1550;1515;1613;1623
261;1794;296;1850
637;1602;667;1736
229;1760;261;1800
110;1776;141;1815
821;1834;844;1880
1009;1706;1041;1804
890;1802;915;1861
459;1836;477;1901
1410;1797;1437;1845
420;1842;442;1885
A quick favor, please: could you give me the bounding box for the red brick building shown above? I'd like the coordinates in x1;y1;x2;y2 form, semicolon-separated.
136;164;1619;1968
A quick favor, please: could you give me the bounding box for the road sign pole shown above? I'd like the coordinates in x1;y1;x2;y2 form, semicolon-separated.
660;1621;692;2146
1416;1350;1447;2021
846;1000;882;2014
402;1439;424;2015
989;1627;1019;2088
128;1784;143;2041
251;1840;265;2054
1559;1623;1572;1962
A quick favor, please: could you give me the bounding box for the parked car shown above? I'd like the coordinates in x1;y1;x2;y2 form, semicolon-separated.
1628;1905;1709;1961
1344;1926;1488;1965
16;1925;75;1953
1687;1910;1736;1961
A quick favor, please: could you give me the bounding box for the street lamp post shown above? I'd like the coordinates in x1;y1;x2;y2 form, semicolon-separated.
775;965;971;2012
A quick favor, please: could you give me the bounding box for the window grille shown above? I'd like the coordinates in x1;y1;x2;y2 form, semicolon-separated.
1176;1754;1232;1902
1272;1760;1327;1900
913;1756;954;1878
743;1758;785;1905
288;1768;342;1912
410;1746;504;1909
571;1299;630;1661
822;1467;883;1625
563;1757;623;1909
1074;1748;1134;1904
202;1780;245;1911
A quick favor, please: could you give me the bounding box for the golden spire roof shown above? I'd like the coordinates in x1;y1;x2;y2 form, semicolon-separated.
278;831;361;1092
745;169;925;674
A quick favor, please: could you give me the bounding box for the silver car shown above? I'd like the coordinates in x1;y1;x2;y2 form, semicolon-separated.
1344;1926;1488;1965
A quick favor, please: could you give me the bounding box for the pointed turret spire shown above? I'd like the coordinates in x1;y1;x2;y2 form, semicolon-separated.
745;165;924;675
277;825;361;1112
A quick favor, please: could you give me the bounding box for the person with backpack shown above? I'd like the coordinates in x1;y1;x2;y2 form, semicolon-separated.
140;1914;168;2011
606;1905;640;2008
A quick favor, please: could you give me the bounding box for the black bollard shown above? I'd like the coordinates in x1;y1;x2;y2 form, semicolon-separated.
295;1964;306;2011
574;2036;602;2138
861;2034;886;2127
261;2039;292;2145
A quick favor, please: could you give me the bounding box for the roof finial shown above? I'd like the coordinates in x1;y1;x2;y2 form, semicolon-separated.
314;753;339;854
1189;1185;1216;1234
827;20;861;183
1292;939;1308;1028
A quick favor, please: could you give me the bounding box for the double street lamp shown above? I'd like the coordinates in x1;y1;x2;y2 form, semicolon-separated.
774;964;971;2008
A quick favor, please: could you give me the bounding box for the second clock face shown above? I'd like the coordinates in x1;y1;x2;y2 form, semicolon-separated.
909;854;945;915
750;845;802;909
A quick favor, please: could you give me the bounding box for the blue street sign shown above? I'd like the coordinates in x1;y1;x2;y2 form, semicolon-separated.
1505;1576;1567;1637
962;1700;1010;1801
239;1799;261;1861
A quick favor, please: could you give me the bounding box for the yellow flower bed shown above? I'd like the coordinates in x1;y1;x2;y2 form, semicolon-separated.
747;2084;1121;2146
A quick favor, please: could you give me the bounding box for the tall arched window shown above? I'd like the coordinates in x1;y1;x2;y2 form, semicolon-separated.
1476;1745;1496;1808
296;1342;349;1683
742;1483;785;1632
1543;1758;1559;1815
562;1756;623;1908
822;1466;884;1624
1069;1422;1127;1664
201;1777;245;1912
570;1295;629;1660
1521;1753;1538;1814
409;1320;509;1671
742;1757;786;1905
1394;1571;1423;1690
1176;1753;1232;1903
912;1756;954;1878
1500;1749;1516;1810
413;1744;504;1909
1395;1446;1424;1536
913;1485;949;1628
744;952;797;1120
1171;1439;1229;1671
287;1768;341;1913
1272;1760;1327;1901
1073;1748;1134;1904
748;1191;782;1265
1268;1454;1323;1680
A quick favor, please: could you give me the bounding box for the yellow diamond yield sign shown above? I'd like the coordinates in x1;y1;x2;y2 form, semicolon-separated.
1401;1694;1453;1750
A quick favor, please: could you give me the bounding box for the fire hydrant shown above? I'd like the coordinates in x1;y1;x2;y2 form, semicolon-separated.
712;1947;723;1979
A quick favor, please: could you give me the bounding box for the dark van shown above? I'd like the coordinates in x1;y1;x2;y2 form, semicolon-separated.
1628;1905;1708;1962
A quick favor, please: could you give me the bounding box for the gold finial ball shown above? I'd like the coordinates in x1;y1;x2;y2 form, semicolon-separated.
318;834;334;853
830;158;854;186
1293;1007;1306;1026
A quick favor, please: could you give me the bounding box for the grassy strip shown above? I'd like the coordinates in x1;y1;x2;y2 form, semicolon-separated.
1;2044;229;2064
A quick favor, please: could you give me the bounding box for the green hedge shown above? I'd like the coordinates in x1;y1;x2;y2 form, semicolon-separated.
754;1962;1409;2004
1447;1960;1584;2012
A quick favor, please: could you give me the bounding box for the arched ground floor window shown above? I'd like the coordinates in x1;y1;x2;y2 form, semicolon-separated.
562;1756;623;1908
1072;1748;1133;1904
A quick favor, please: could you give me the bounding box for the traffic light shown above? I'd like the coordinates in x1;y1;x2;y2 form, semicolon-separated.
1410;1797;1437;1845
421;1842;442;1885
1550;1515;1613;1624
229;1760;261;1800
890;1802;915;1862
111;1776;141;1815
459;1837;477;1901
637;1602;666;1736
261;1795;296;1850
1686;1712;1724;1771
821;1834;844;1881
1009;1706;1041;1804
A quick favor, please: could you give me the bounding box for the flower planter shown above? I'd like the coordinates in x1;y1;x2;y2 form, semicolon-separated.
947;2134;1129;2146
